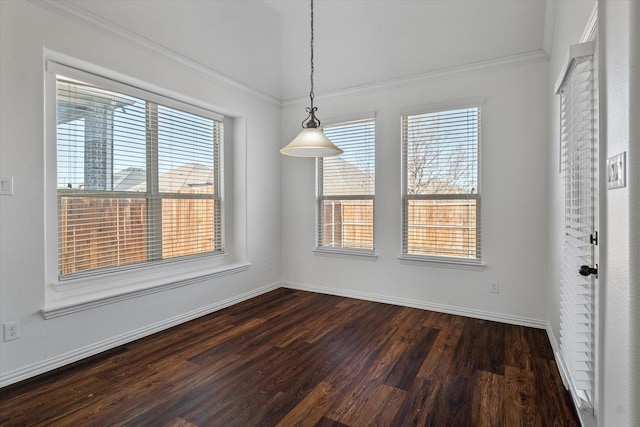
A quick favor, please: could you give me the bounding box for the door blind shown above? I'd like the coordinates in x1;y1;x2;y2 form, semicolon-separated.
558;52;595;408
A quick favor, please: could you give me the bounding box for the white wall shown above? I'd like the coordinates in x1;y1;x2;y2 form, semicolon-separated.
62;0;284;100
281;58;550;326
0;0;282;385
598;1;638;425
629;2;640;425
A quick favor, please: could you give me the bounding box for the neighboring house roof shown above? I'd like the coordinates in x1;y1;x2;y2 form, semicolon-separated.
322;157;374;196
113;167;146;191
157;163;213;192
118;163;214;193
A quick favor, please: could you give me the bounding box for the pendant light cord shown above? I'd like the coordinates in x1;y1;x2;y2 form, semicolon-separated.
302;0;320;128
310;0;315;107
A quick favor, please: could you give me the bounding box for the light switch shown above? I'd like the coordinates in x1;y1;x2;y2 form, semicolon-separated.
607;152;626;190
0;176;13;195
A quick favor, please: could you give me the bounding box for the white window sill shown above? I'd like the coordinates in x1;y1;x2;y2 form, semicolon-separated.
398;254;486;271
42;257;250;319
313;247;378;261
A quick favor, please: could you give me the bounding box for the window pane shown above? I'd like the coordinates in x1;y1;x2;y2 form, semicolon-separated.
405;108;478;195
318;119;375;251
113;99;147;191
158;105;219;195
406;199;477;258
321;199;373;250
58;196;148;275
322;121;375;196
57;78;146;191
162;198;221;258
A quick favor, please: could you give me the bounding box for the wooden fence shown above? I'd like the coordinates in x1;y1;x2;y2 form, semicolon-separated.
322;200;373;250
58;193;217;276
322;198;477;258
406;199;478;258
60;196;476;276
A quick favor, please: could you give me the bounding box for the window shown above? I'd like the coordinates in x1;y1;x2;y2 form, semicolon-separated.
401;105;481;264
317;118;375;252
56;75;223;279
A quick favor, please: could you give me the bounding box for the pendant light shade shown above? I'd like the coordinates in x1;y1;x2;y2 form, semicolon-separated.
280;0;342;158
280;128;343;157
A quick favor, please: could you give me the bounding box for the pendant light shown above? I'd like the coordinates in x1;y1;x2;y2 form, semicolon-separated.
280;0;343;157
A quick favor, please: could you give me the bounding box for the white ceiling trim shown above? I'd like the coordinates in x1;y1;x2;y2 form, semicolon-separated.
543;0;557;57
29;0;281;106
282;49;549;107
580;4;598;43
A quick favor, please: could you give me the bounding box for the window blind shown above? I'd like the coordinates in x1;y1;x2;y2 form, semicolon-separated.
558;53;595;409
402;106;481;262
317;119;375;251
56;76;223;279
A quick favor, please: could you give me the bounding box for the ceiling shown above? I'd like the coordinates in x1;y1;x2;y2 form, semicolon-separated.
266;0;549;101
63;0;552;102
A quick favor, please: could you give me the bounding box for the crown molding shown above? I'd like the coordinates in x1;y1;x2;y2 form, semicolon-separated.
580;3;598;43
282;49;549;107
543;0;557;57
28;0;281;106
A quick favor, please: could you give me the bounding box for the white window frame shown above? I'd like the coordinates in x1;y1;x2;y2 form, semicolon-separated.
399;98;485;270
43;58;247;317
314;114;376;260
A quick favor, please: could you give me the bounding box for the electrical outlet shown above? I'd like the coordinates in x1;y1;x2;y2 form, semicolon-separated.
0;176;14;195
490;282;500;294
267;260;273;272
3;321;20;341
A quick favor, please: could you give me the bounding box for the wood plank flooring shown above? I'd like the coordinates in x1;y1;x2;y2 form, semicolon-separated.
0;289;579;426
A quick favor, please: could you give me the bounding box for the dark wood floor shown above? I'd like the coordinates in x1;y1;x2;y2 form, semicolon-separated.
0;288;579;426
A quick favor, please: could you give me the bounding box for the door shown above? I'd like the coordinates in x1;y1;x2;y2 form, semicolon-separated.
557;41;597;411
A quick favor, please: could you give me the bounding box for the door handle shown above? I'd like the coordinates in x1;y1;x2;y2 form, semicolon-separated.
579;265;598;278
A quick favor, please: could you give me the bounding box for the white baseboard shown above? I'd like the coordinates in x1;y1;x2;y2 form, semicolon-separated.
546;324;570;388
282;281;548;329
0;282;280;388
